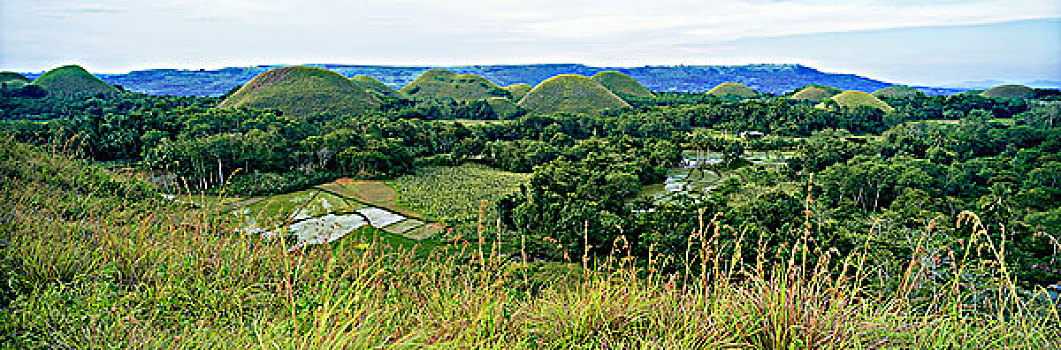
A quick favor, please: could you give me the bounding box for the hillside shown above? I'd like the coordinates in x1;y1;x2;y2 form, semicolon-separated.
31;65;117;95
0;71;30;87
706;82;758;99
36;63;938;97
504;83;533;101
351;75;403;97
517;74;629;115
873;86;923;98
400;69;510;100
981;84;1036;99
789;85;840;101
218;66;380;117
818;90;895;112
591;71;654;98
484;97;522;119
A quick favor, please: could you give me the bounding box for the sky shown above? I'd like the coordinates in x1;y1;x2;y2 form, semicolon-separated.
1;0;1059;86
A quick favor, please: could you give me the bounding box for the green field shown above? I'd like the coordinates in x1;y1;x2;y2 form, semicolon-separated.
389;163;531;235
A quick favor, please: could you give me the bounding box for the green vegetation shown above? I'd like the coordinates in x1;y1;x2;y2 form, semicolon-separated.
504;83;533;100
591;71;654;98
484;97;522;119
2;70;1060;347
517;74;630;115
982;84;1036;99
1;137;1058;347
219;66;381;117
788;85;839;101
818;90;895;112
389;163;531;234
706;82;758;99
400;69;510;100
351;75;403;97
31;64;117;96
0;72;29;88
873;86;924;98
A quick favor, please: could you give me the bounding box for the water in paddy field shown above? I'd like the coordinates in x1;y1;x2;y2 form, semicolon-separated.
637;150;788;202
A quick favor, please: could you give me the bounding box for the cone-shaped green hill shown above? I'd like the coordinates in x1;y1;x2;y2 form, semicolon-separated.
400;69;509;100
517;74;630;115
32;65;117;95
591;71;653;98
351;75;402;97
219;66;380;117
981;85;1036;99
789;85;840;101
873;86;924;98
817;90;894;112
706;82;758;99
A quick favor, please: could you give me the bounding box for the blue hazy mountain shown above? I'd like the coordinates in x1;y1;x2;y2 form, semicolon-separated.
21;63;963;97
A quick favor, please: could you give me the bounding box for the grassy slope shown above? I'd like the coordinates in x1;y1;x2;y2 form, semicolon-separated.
504;83;533;101
31;65;117;95
518;74;630;115
706;82;758;99
873;86;923;98
789;86;838;101
351;75;403;97
820;90;895;112
485;97;521;118
400;69;510;100
1;137;1057;348
218;66;381;117
981;84;1036;99
591;71;654;98
0;72;30;87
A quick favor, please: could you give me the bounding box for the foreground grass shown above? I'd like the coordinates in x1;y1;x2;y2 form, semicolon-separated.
1;138;1058;348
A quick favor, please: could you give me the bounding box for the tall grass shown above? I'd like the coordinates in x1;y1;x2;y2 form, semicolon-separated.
1;138;1057;348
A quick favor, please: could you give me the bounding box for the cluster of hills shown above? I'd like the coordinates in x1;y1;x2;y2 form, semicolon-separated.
3;65;117;96
9;64;1056;118
215;67;645;116
19;63;966;97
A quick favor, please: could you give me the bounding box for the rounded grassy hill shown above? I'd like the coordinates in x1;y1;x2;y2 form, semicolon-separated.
873;86;923;98
789;85;840;101
0;71;30;87
504;84;533;101
32;65;117;95
351;75;402;97
517;74;630;115
218;66;380;117
591;71;653;98
400;69;509;100
818;90;894;113
706;83;758;99
981;85;1036;99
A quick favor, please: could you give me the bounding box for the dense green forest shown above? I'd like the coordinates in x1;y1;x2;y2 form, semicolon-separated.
2;77;1060;347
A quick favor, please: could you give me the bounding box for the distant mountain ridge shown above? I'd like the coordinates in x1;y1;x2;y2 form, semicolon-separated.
20;63;966;97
